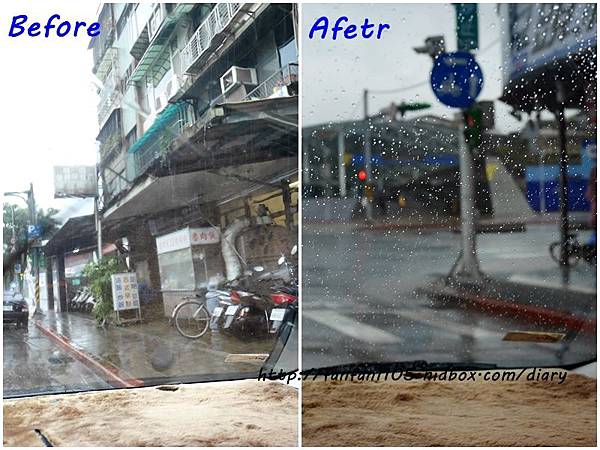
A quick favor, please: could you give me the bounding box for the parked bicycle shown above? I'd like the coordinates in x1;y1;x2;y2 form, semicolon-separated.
549;232;596;267
172;294;211;339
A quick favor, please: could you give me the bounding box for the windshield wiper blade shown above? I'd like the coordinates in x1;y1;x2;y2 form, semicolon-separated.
302;360;498;377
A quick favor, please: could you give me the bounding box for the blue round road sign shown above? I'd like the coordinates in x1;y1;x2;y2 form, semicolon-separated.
430;51;483;108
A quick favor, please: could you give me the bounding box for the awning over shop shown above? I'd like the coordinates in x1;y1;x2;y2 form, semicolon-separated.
128;102;187;155
102;157;297;222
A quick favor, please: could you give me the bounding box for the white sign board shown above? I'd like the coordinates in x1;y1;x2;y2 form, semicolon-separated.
111;272;140;311
190;227;221;245
54;166;97;198
156;228;191;254
156;227;221;255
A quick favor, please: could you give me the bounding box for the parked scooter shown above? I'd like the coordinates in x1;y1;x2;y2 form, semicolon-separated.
83;291;98;313
218;245;299;337
267;245;298;333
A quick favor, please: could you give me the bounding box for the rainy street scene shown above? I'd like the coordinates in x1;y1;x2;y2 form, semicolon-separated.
3;3;298;398
303;2;596;370
302;3;596;447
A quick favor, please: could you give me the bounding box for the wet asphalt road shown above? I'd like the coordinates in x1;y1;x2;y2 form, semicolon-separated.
3;312;276;397
3;322;111;397
302;223;596;370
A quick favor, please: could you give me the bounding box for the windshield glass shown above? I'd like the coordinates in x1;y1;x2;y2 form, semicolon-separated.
3;2;298;398
302;3;596;370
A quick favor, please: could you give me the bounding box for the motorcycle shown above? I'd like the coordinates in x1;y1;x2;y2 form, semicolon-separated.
268;284;297;333
223;245;299;336
268;245;298;333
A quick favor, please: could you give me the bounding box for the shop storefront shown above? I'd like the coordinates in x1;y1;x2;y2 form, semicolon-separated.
156;226;225;317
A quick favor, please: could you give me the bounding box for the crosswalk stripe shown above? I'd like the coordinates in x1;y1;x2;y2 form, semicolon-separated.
303;309;403;344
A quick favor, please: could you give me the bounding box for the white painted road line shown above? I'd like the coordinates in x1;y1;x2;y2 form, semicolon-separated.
394;309;501;340
303;309;403;344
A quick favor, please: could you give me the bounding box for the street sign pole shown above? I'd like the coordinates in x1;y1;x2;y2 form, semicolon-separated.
457;113;481;278
427;6;483;280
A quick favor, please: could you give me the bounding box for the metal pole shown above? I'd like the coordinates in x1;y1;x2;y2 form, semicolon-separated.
363;89;373;220
95;197;103;261
555;98;570;284
28;183;42;316
95;165;103;261
534;111;545;213
458;114;481;278
337;131;347;198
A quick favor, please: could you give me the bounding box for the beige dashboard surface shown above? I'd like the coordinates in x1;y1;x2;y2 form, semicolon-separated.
4;379;297;447
303;371;596;447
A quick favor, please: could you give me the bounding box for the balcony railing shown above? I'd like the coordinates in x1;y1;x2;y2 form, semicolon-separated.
243;63;299;101
126;103;190;180
99;131;122;162
181;3;245;74
97;73;122;127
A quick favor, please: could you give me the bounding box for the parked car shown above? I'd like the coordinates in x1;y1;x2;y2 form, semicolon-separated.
3;291;29;328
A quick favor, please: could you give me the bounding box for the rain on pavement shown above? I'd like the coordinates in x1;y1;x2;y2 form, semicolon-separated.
4;312;275;397
303;222;596;370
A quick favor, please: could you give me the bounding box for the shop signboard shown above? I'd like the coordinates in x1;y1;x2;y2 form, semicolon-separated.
111;272;140;311
190;227;220;245
156;227;220;254
156;228;191;254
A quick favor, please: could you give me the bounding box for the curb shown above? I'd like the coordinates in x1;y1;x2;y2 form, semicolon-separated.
423;287;596;334
34;321;144;389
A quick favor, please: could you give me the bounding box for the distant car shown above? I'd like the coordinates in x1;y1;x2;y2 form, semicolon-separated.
3;291;29;328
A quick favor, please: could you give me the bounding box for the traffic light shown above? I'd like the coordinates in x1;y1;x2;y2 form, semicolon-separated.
357;169;367;182
463;106;482;148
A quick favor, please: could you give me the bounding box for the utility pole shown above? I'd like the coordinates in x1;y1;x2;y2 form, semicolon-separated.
4;184;42;314
362;88;373;220
95;165;103;261
27;183;43;316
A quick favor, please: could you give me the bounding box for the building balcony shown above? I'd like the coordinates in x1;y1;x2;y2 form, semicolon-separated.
181;3;252;75
126;102;190;181
99;131;122;163
97;73;122;128
242;63;299;102
93;45;118;84
127;3;194;86
91;5;116;77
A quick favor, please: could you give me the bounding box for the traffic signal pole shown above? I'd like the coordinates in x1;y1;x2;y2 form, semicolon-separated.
363;88;374;221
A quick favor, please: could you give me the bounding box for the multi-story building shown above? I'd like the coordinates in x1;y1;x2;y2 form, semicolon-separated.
90;3;298;318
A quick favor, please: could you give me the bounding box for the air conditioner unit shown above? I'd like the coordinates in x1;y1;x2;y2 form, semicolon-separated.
219;66;257;95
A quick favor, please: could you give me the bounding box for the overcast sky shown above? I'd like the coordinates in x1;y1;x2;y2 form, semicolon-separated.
1;1;99;221
302;3;523;132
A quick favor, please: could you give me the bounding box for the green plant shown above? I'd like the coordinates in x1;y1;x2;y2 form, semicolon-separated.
82;257;120;325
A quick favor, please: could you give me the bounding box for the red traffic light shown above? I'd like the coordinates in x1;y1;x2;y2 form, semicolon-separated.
357;169;367;182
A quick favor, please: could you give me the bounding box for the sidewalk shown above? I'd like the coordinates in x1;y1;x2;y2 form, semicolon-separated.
34;312;273;388
420;266;596;334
